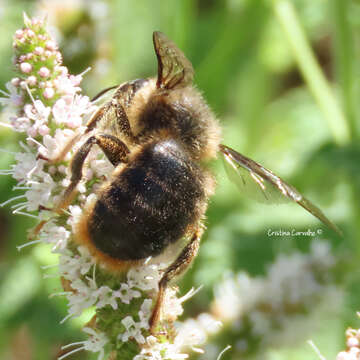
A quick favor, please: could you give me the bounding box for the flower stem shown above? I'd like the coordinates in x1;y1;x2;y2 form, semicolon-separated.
272;0;351;145
330;0;358;139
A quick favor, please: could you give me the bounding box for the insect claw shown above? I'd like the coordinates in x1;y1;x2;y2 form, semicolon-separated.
37;153;49;161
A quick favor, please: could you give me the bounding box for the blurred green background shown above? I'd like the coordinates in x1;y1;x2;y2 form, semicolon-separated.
0;0;360;359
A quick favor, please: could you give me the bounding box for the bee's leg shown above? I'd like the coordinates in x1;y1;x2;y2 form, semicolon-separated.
86;100;137;143
41;99;131;163
85;81;143;142
113;101;137;142
91;134;130;167
56;134;130;212
28;219;48;240
86;79;149;142
38;131;83;163
84;98;137;144
84;101;112;133
149;227;203;333
38;100;115;164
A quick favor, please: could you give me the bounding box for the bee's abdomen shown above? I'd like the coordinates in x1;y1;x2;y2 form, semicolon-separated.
87;139;206;260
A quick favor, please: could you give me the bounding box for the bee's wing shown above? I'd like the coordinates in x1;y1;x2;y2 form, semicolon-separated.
219;144;342;235
153;31;194;89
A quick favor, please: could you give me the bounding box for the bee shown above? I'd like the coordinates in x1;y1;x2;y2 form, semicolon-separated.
50;31;340;332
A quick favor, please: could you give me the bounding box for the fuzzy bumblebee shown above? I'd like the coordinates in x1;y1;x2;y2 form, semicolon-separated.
44;31;340;332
